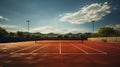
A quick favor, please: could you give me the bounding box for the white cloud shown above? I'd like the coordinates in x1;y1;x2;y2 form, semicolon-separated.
0;16;4;19
60;2;111;24
106;24;120;30
0;16;8;21
31;26;56;33
0;24;27;32
0;24;88;33
31;26;83;34
0;24;17;29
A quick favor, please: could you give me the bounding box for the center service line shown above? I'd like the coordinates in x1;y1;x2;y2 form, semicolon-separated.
59;39;62;54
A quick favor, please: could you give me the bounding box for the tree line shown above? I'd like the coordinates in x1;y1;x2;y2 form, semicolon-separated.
0;26;120;43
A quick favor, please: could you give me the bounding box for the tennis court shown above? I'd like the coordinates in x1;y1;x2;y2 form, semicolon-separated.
0;40;120;67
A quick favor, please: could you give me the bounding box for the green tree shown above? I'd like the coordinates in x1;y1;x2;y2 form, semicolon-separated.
0;27;8;37
98;27;115;37
16;31;24;37
66;33;73;38
57;35;63;38
9;32;15;37
83;33;92;37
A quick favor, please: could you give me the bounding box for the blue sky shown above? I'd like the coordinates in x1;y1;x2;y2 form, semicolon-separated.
0;0;120;34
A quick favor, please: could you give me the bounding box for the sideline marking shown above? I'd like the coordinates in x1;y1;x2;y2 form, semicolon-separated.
83;45;108;55
30;44;49;54
10;43;46;54
71;44;89;54
0;42;34;50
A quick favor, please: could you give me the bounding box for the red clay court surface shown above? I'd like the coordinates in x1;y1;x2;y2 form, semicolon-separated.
0;40;120;67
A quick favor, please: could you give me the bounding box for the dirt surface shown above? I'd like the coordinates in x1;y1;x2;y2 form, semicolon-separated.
0;40;120;67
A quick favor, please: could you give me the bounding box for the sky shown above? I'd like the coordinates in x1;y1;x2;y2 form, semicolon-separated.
0;0;120;34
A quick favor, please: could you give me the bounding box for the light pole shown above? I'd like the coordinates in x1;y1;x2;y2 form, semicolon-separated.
92;21;95;33
26;20;30;33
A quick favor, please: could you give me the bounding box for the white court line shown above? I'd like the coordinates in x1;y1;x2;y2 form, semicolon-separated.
1;43;34;49
61;53;106;55
10;43;46;54
59;40;62;54
71;44;89;54
30;44;49;54
9;53;106;55
83;45;107;55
